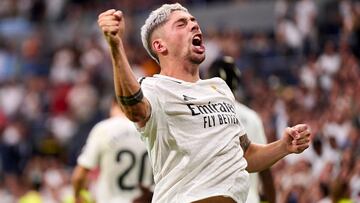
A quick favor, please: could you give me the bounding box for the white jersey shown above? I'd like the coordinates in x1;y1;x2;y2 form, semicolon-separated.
77;116;153;203
235;102;267;203
139;74;249;203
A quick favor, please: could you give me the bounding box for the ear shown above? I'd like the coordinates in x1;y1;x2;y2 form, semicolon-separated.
152;39;167;55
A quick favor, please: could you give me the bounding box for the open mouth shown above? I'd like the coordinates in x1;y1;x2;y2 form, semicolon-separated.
191;33;205;54
192;34;202;46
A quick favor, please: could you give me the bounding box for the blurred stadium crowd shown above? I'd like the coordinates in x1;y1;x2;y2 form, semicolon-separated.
0;0;359;202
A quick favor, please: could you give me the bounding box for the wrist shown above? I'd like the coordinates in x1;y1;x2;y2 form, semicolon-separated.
109;40;120;50
280;139;291;156
109;39;125;56
107;35;122;49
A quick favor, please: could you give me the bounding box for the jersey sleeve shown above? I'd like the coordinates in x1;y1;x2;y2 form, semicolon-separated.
237;117;247;137
77;123;103;169
234;105;248;138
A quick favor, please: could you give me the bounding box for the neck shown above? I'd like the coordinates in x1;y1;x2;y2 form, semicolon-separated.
159;58;200;82
110;106;125;118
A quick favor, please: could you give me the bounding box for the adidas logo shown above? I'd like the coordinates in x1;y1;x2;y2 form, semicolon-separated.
183;95;196;101
211;85;226;95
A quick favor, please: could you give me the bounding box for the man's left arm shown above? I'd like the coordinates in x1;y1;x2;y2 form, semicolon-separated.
241;124;311;173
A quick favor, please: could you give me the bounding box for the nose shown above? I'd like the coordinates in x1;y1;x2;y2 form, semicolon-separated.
190;21;200;32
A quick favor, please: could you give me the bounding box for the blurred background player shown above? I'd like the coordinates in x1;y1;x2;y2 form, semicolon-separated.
208;56;276;203
71;98;153;203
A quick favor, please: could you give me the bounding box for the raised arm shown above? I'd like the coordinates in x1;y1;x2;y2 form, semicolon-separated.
241;124;311;172
98;9;150;126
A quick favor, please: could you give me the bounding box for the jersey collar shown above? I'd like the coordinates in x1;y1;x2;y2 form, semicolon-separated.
153;74;201;84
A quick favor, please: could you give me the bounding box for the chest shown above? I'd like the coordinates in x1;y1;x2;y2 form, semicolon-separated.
157;81;241;148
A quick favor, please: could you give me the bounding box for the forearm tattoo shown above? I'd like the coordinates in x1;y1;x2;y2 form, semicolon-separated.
240;134;251;153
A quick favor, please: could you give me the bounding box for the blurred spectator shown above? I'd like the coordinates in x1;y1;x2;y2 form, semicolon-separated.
50;47;79;85
299;55;318;91
0;118;31;175
0;39;18;81
67;70;98;122
317;41;341;76
0;81;25;117
48;114;77;145
276;16;303;53
350;158;360;202
295;0;317;39
295;0;317;54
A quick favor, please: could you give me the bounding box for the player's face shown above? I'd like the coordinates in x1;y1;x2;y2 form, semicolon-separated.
162;10;205;64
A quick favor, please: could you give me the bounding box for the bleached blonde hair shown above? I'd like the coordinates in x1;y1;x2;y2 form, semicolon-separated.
141;3;188;63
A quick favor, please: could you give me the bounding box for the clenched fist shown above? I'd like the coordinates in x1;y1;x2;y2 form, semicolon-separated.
282;124;311;154
97;9;125;46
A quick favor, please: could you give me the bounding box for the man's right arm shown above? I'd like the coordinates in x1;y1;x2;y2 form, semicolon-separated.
71;165;90;203
98;9;151;127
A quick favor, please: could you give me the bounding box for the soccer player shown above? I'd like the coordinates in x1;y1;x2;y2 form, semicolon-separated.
208;56;276;203
71;99;153;203
97;3;311;203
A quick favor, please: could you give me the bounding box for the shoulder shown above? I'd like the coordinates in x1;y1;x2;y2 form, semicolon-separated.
90;117;126;134
204;77;235;99
205;77;227;85
91;118;111;132
137;77;162;107
86;119;111;141
138;76;160;87
209;77;232;92
106;116;138;130
138;76;163;98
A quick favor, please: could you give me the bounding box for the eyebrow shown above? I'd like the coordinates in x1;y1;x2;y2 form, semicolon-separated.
173;17;187;25
173;16;196;25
